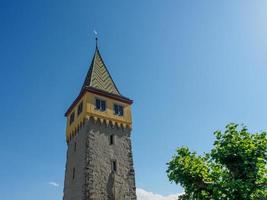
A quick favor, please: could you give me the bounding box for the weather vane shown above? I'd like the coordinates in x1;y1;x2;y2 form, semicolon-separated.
93;30;98;39
93;30;98;46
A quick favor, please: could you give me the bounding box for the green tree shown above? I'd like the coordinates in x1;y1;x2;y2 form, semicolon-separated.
167;123;267;200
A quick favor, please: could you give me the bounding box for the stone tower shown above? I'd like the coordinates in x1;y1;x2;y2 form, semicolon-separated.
63;40;137;200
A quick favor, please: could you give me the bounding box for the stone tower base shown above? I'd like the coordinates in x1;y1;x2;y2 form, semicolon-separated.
63;119;137;200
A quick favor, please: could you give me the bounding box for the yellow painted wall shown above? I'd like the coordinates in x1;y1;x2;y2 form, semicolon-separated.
65;91;132;142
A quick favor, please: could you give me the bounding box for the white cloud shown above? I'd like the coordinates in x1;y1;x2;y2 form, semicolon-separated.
137;188;182;200
48;181;59;187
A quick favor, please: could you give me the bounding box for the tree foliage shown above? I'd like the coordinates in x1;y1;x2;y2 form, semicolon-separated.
167;123;267;200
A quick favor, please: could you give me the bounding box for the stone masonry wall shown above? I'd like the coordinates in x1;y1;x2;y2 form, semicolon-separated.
63;122;87;200
63;119;136;200
85;119;137;200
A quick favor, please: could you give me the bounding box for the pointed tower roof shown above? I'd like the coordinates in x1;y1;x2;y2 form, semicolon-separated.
80;39;120;96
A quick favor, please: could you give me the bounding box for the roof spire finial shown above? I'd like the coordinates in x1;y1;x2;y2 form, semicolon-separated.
93;30;98;48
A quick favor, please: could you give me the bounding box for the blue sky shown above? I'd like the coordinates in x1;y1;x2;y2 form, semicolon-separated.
1;1;267;199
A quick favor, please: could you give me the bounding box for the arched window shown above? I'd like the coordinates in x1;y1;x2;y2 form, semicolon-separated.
112;160;117;172
72;168;75;180
110;135;114;145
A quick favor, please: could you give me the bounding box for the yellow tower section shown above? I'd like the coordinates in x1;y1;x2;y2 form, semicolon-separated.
65;89;132;143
